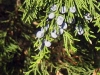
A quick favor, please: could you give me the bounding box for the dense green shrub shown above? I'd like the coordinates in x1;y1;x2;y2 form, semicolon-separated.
0;0;100;75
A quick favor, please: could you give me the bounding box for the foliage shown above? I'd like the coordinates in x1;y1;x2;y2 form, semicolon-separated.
0;0;100;75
